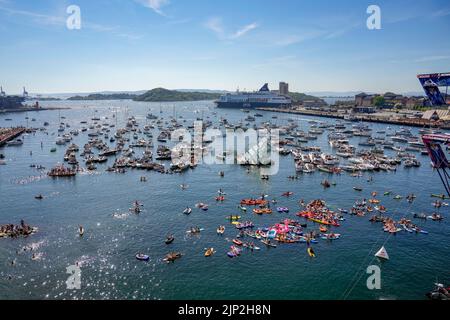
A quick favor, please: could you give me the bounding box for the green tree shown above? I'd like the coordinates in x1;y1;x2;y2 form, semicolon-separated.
373;96;385;107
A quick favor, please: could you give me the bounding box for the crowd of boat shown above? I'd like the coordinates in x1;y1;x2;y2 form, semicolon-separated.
1;108;448;299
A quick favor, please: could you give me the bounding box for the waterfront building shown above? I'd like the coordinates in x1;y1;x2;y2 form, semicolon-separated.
279;82;289;95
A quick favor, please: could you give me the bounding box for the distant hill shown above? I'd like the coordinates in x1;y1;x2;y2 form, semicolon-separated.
133;88;221;102
287;92;326;104
67;93;137;101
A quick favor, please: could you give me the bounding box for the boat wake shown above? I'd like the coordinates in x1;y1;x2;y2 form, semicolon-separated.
10;174;47;185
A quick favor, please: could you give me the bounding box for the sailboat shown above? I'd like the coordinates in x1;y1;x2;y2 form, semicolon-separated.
375;246;389;260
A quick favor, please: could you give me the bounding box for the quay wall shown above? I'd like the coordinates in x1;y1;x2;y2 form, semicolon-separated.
0;127;26;147
256;108;448;129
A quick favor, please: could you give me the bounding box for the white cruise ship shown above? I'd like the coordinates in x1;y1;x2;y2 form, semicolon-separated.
215;83;291;109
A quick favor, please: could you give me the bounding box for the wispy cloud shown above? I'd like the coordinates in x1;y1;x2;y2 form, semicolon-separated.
205;17;259;41
138;0;170;16
0;5;65;26
205;17;224;36
230;22;258;39
0;5;142;40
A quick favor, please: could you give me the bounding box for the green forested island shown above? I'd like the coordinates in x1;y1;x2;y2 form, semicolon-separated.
287;92;326;104
67;93;137;101
65;88;324;104
133;88;220;102
67;88;220;102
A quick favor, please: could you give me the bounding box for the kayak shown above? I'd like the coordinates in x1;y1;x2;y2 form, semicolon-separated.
320;233;341;240
261;240;277;248
136;253;150;261
276;207;289;213
253;208;272;214
299;237;318;244
216;196;225;201
226;216;241;220
186;228;204;234
353;187;363;191
309;218;340;227
282;192;294;197
240;199;267;206
431;194;449;199
307;247;316;257
319;226;328;233
232;239;243;246
238;205;247;212
402;225;414;233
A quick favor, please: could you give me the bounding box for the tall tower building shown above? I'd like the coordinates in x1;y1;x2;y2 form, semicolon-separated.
279;82;289;95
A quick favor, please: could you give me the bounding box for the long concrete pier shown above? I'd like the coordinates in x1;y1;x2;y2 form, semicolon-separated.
0;127;26;147
256;107;449;129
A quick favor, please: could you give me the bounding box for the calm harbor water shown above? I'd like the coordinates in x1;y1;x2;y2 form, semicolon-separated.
0;100;449;300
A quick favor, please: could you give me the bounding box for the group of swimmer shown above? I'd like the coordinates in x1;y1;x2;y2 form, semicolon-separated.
0;220;35;238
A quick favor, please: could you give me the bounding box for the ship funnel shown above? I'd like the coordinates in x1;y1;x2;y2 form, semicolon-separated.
259;83;270;92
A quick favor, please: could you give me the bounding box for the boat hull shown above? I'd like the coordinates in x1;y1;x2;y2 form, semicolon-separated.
215;101;291;109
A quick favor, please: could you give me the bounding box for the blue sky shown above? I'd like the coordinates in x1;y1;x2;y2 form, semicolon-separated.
0;0;449;94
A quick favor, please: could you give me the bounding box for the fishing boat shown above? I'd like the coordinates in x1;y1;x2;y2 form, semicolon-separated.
205;248;215;257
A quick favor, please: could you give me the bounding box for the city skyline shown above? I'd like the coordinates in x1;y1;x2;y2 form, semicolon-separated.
1;0;450;94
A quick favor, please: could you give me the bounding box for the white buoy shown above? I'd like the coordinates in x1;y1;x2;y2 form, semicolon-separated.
375;246;389;260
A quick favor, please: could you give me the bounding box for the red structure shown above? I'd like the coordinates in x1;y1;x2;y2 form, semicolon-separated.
422;133;450;196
